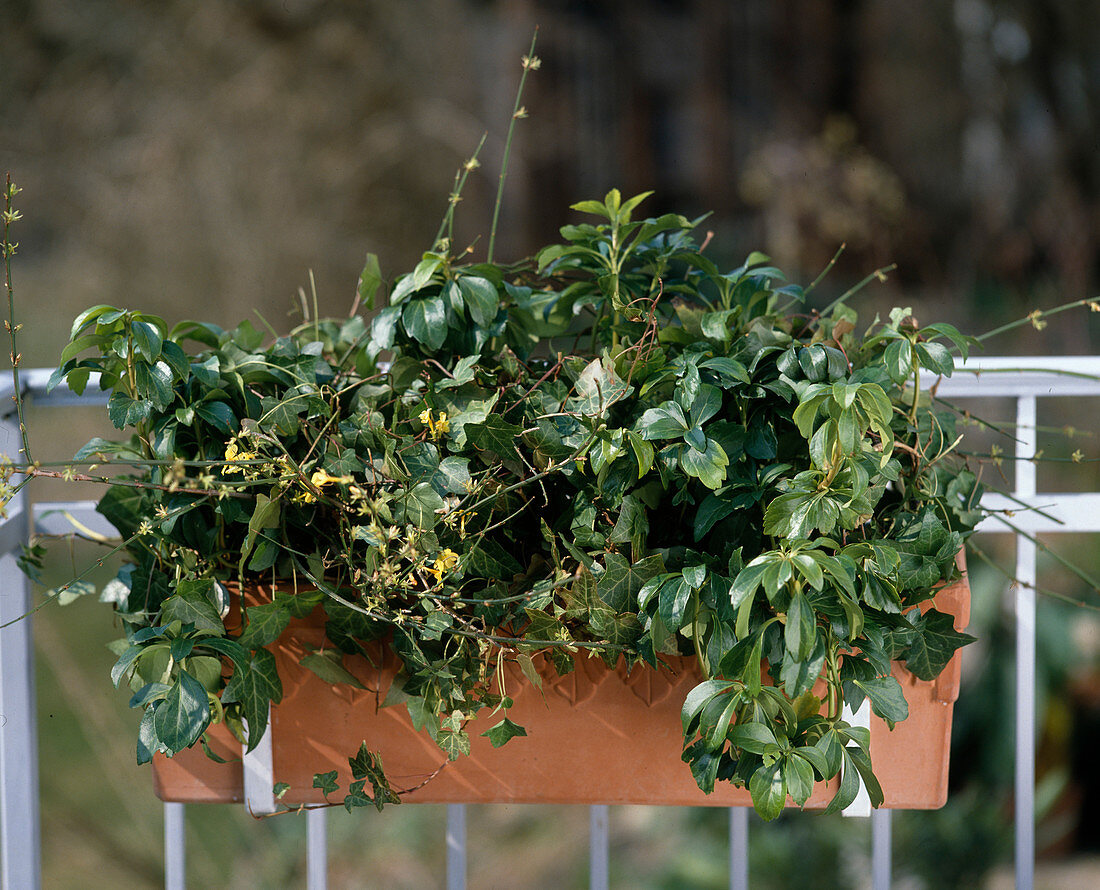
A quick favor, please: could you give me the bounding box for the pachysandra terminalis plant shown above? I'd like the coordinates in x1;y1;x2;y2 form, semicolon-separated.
5;49;1098;821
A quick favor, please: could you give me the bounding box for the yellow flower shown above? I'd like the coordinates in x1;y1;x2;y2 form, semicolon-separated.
223;441;257;474
311;468;353;488
419;408;450;441
427;548;460;582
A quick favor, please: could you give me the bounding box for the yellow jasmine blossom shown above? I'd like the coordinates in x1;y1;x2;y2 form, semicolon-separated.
223;440;256;474
427;548;460;581
419;408;450;441
311;468;354;488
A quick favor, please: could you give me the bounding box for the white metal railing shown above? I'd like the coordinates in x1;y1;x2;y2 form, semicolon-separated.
4;357;1100;889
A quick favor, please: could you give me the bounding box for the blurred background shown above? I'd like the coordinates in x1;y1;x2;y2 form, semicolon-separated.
4;0;1100;886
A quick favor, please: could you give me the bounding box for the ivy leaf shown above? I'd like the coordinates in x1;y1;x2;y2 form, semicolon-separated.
221;649;283;752
300;650;367;690
346;743;400;811
160;589;223;633
481;718;528;748
236;601;292;649
437;727;471;761
853;676;909;727
568;358;632;416
465;415;523;457
435;356;479;391
313;770;340;798
152;670;210;752
398;482;445;529
196;636;251;672
900;609;975;681
596;552;664;612
608;495;649;555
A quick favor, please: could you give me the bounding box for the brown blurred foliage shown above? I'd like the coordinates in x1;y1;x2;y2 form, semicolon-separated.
3;0;1100;361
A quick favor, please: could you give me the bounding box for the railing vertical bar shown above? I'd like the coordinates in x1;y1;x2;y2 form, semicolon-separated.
589;805;609;890
446;803;466;890
306;807;327;890
0;421;41;890
163;803;185;890
1014;394;1037;890
871;808;892;890
241;712;276;816
729;807;749;890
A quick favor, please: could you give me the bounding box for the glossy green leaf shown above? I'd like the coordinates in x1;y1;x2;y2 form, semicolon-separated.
749;761;787;821
853;675;909;726
784;753;816;806
784;590;815;662
357;253;384;310
152;670;209;752
195;400;237;434
679;437;728;490
106;391;152;429
402;296;447;351
457;275;499;327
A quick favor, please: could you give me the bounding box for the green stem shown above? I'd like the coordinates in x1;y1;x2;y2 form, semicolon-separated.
3;175;32;464
433;133;487;253
818;263;897;317
908;343;920;427
975;296;1098;343
804;243;846;296
825;643;842;721
487;29;538;264
691;586;709;680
